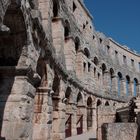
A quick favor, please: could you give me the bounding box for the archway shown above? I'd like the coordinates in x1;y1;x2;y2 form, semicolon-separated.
126;75;130;96
0;6;27;66
134;78;138;96
84;47;90;58
64;20;71;38
93;57;99;66
118;72;123;96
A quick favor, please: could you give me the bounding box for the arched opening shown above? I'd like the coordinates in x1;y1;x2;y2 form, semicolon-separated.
52;73;60;112
0;6;27;66
126;75;130;96
97;99;102;106
87;97;93;130
102;63;107;87
75;37;80;53
93;57;99;65
76;92;84;135
118;72;123;96
134;78;138;97
110;68;114;92
52;0;59;17
84;48;90;58
102;63;107;74
65;87;72;102
64;20;70;38
105;101;109;106
0;5;27;139
35;58;47;87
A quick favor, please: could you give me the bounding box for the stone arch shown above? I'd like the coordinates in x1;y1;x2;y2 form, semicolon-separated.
52;0;59;17
64;20;71;38
0;5;27;66
83;47;90;58
75;36;80;53
87;96;93;130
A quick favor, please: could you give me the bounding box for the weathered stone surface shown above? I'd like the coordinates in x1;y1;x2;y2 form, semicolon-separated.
0;0;140;140
102;123;138;140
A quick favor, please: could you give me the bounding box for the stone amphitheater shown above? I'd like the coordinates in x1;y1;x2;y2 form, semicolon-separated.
0;0;140;140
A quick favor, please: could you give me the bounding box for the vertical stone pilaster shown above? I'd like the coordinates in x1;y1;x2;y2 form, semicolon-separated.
52;101;66;140
71;103;77;136
1;76;36;140
64;37;76;72
52;18;65;64
112;75;118;96
103;70;111;94
32;87;53;140
121;79;126;97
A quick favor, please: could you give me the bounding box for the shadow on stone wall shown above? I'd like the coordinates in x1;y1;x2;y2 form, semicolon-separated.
136;126;140;140
0;75;14;140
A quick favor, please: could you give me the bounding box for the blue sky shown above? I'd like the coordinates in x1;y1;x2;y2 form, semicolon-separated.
84;0;140;53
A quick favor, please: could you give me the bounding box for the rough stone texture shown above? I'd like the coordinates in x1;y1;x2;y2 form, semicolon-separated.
102;123;138;140
0;0;140;140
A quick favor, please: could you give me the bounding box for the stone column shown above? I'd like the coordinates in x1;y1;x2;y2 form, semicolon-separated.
103;70;111;94
64;37;76;72
32;87;53;140
52;18;65;65
129;81;133;97
78;105;87;133
52;100;66;140
52;80;66;140
91;107;97;134
70;103;77;136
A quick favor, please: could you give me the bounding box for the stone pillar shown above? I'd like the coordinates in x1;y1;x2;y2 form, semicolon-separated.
121;79;126;97
52;80;66;140
137;84;140;96
52;100;66;140
75;52;84;79
32;87;53;140
52;18;65;64
64;37;76;72
129;81;134;97
78;105;87;133
71;103;77;136
112;75;118;96
0;76;36;140
103;70;111;94
91;107;97;134
38;0;50;32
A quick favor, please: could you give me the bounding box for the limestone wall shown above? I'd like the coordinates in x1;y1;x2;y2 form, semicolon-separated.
0;0;140;140
102;123;138;140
